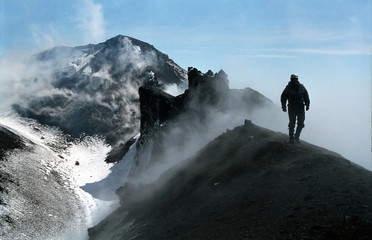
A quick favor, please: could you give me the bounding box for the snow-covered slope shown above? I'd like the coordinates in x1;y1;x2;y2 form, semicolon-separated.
0;113;135;240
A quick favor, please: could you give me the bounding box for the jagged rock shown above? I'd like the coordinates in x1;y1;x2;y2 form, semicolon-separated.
105;136;137;163
186;67;229;107
138;86;182;136
129;67;233;176
137;67;230;138
129;67;281;177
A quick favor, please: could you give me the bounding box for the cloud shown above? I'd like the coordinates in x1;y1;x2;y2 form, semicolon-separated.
0;53;56;113
77;0;105;44
282;48;371;56
250;47;372;56
254;54;298;58
30;24;58;50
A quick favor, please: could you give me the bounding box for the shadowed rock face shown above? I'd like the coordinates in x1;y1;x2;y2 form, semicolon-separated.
89;120;372;240
0;125;26;208
137;67;230;137
0;126;25;159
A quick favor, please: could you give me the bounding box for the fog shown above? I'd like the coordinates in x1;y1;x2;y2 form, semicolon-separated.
253;78;372;171
130;69;371;191
130;73;288;185
0;53;56;113
305;90;371;170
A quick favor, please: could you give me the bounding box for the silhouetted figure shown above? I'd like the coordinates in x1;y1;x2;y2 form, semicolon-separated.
281;74;310;143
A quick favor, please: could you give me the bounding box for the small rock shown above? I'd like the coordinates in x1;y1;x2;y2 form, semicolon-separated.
244;119;252;126
75;161;80;166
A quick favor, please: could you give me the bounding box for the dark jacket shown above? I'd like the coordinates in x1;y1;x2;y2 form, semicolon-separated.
281;81;310;109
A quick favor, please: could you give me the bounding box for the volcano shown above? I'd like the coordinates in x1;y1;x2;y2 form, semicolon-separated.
12;35;187;147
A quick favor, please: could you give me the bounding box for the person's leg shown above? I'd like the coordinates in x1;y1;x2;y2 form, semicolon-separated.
288;108;296;143
295;108;305;142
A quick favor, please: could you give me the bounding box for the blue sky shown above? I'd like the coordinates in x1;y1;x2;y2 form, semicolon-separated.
0;0;371;169
0;1;370;91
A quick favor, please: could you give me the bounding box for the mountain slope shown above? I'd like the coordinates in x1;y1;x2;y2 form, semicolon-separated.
88;120;372;240
0;122;86;239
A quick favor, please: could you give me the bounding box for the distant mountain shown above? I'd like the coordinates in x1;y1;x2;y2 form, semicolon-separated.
89;120;372;240
13;35;188;146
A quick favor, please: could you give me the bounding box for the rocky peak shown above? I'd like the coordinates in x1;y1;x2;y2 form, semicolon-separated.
138;86;181;135
12;36;187;147
131;67;232;175
187;67;228;90
138;67;229;138
185;67;229;107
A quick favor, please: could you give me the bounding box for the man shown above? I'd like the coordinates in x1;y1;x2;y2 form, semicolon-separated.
281;74;310;144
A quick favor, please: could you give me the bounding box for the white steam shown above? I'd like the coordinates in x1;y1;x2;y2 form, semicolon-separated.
163;83;186;96
77;0;105;44
0;54;56;112
132;90;285;184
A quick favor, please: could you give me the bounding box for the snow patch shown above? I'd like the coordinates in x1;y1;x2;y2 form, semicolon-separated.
68;49;101;72
163;83;185;96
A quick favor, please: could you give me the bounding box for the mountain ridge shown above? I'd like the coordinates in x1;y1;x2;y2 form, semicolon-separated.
89;120;372;240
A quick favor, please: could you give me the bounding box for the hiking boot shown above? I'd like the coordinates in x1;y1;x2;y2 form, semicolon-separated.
289;128;295;144
294;126;303;143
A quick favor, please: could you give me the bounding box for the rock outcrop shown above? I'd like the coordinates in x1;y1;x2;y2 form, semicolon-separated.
137;67;230;137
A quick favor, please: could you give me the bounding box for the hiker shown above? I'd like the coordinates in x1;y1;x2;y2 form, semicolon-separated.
281;74;310;144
